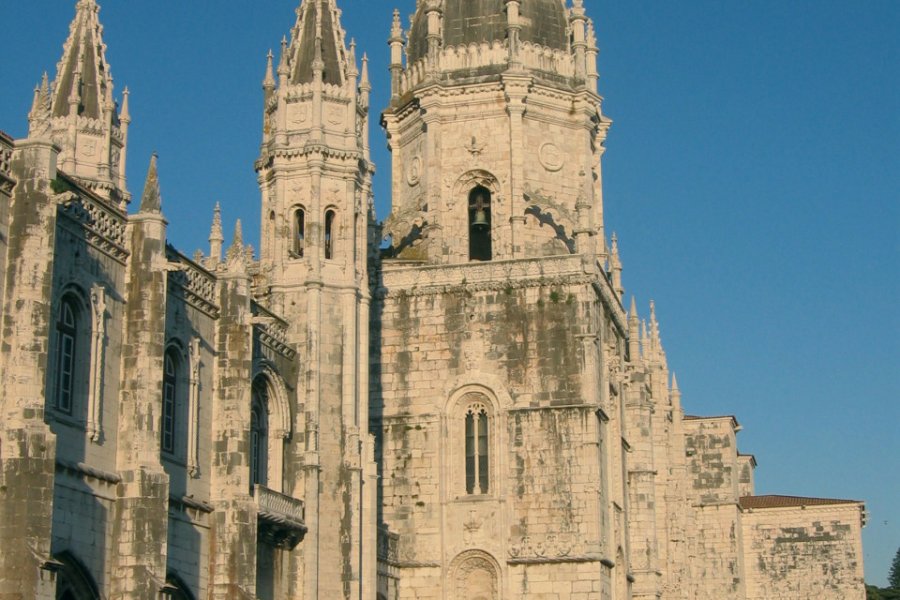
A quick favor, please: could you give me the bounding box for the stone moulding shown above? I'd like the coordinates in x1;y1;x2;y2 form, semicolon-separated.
55;458;121;485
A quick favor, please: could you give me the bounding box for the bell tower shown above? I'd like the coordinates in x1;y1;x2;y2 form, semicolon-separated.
254;1;376;598
381;0;609;264
28;0;130;207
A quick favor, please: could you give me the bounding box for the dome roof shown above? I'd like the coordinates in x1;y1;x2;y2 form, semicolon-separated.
408;0;568;64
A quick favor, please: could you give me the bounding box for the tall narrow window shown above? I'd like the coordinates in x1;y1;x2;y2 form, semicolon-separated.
55;299;78;414
161;351;178;455
465;405;489;494
468;187;492;261
250;381;269;489
324;209;336;260
293;208;305;257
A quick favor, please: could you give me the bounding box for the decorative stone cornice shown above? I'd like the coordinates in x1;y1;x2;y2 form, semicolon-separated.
56;178;129;264
165;246;221;318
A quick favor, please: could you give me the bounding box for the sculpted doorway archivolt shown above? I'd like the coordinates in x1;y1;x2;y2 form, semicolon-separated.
451;550;500;600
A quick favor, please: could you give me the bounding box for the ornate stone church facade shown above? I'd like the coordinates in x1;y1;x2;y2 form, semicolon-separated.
0;1;866;599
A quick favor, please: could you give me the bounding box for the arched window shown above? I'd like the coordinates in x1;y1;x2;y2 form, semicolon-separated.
468;186;492;261
54;298;79;414
465;403;489;495
293;208;305;257
250;379;269;489
324;209;336;260
161;350;179;455
55;551;100;600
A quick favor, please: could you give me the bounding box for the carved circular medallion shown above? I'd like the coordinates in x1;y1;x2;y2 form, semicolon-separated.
407;156;422;186
538;142;564;172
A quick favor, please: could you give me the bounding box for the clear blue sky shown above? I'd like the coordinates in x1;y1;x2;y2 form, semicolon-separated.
2;0;897;586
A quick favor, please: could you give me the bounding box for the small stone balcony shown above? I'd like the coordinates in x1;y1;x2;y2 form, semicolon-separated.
253;485;307;550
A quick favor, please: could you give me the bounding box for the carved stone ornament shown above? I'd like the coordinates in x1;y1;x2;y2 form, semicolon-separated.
290;105;310;125
326;104;343;125
538;142;564;172
451;551;499;600
406;155;422;187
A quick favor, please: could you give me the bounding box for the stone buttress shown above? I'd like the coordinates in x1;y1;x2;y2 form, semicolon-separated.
0;138;62;600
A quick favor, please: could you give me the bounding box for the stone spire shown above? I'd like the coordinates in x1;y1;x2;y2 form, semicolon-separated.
287;0;351;87
32;0;130;204
51;0;111;120
139;153;161;213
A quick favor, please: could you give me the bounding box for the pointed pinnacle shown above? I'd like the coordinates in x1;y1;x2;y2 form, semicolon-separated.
30;86;42;117
226;219;245;263
232;219;244;248
121;87;130;121
278;36;290;76
139;153;161;213
210;202;224;242
671;372;680;392
263;50;276;88
360;53;371;89
629;296;638;320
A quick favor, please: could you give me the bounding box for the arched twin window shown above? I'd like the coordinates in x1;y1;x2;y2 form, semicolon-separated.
250;379;269;489
465;404;490;495
468;186;492;261
54;298;79;414
161;350;180;455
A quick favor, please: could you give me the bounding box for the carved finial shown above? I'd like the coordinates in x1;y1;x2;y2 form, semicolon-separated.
391;8;403;38
209;203;224;265
263;49;276;89
671;372;679;392
139;153;161;213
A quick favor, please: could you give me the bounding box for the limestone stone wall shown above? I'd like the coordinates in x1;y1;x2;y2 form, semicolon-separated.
684;417;744;599
374;256;617;599
741;503;866;600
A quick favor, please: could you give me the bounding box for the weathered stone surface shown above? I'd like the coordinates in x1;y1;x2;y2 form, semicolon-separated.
0;1;865;599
